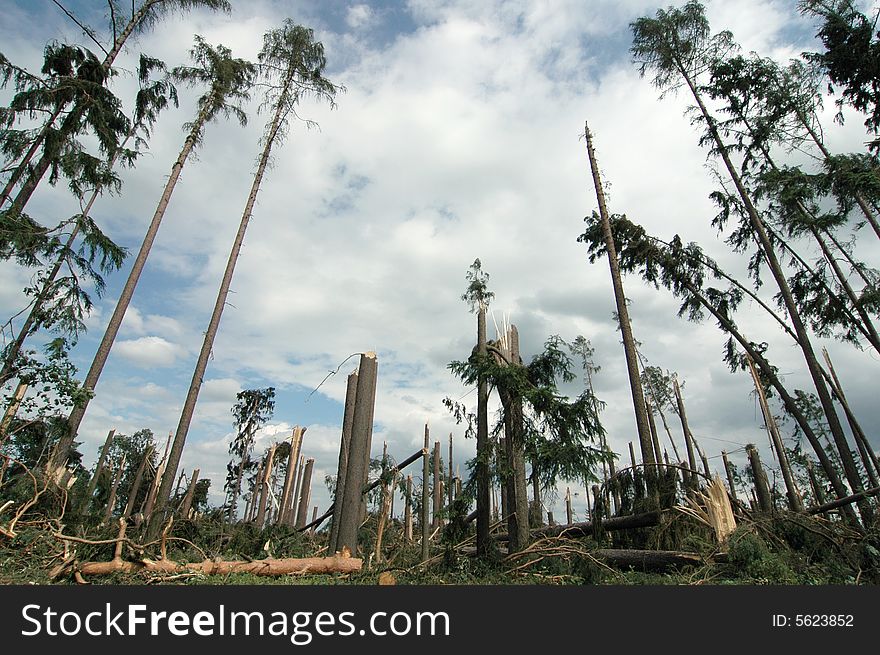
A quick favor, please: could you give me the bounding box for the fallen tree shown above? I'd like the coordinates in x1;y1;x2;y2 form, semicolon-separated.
54;518;362;579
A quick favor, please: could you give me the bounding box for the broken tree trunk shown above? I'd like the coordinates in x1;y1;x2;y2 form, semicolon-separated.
432;440;442;529
566;487;573;525
335;352;378;557
289;455;305;526
673;378;699;487
102;455;126;523
83;429;116;512
746;444;773;513
295;458;314;529
329;371;357;551
722;450;739;504
178;468;200;519
747;356;804;512
448;433;454;515
592;548;703;571
405;474;413;541
123;445;153;520
255;444;277;528
279;426;305;526
421;425;430;561
0;381;28;436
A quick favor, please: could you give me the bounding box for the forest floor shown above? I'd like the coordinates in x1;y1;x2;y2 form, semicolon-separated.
2;509;878;585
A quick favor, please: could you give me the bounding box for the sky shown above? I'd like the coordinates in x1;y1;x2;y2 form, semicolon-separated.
1;0;879;522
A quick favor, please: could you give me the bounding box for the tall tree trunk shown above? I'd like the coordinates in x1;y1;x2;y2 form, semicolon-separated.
82;429;116;512
432;440;442;529
254;445;277;528
584;122;656;498
475;303;491;555
404;474;413;541
677;62;872;522
54;99;215;474
152;91;289;526
673;379;698;486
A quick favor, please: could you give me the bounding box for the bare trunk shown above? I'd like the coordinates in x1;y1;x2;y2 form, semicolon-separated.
152;96;288;527
475;304;491;555
432;440;442;529
584;122;656;497
122;445;153;519
722;450;739;504
101;455;126;523
56;102;212;473
404;474;413;541
279;426;304;526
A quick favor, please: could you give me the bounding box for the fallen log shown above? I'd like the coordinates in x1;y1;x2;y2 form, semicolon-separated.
77;553;362;577
807;485;880;516
496;510;661;541
591;548;702;571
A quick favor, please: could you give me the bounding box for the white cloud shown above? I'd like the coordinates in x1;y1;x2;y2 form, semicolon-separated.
113;336;185;367
3;0;877;520
346;4;376;29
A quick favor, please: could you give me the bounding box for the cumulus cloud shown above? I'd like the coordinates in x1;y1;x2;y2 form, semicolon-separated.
2;0;877;515
114;336;185;368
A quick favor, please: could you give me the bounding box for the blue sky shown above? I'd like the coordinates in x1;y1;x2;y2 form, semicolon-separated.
2;0;879;520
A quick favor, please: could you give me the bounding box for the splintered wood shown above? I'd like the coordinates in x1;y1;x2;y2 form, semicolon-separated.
677;475;737;543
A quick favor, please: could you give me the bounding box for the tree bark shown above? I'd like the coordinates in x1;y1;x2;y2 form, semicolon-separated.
101;455;126;523
432;440;442;529
254;445;277;528
722;450;739;504
404;474;413;541
746;357;804;512
78;554;362;577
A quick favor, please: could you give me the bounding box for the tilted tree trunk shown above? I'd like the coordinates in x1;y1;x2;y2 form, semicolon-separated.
746;357;804;512
584;122;657;498
54;97;216;475
254;445;277;528
677;61;871;523
722;450;739;504
152;83;293;527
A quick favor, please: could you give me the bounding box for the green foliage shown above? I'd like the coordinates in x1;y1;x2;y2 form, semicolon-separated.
461;258;494;312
